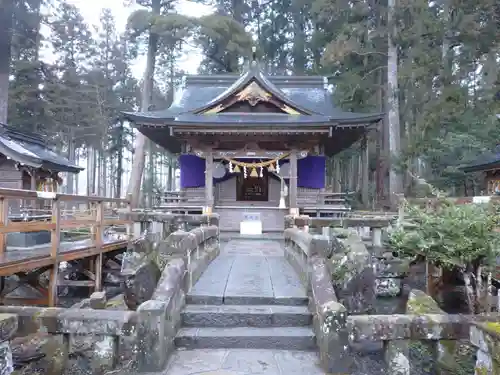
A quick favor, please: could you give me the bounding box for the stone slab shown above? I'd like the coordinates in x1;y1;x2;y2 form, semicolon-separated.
182;304;311;327
187;239;308;306
187;256;235;305
224;256;274;300
221;239;284;257
175;327;316;350
265;257;307;301
164;349;326;375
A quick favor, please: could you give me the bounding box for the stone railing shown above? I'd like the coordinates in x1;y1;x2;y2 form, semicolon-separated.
285;214;405;299
284;226;500;374
0;305;137;374
348;310;500;374
283;227;352;373
132;223;220;372
0;313;17;375
0;215;221;375
121;211;219;240
285;215;394;249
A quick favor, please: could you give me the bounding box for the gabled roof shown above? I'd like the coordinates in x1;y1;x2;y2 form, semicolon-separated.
461;116;500;173
0;124;83;173
461;145;500;173
123;60;383;126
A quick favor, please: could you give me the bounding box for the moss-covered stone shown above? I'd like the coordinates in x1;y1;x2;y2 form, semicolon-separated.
406;290;475;375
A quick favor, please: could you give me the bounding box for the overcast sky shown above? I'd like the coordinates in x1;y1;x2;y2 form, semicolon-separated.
41;1;214;194
61;0;214;77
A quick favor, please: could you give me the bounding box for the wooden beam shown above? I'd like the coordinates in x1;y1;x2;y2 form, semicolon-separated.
94;253;103;292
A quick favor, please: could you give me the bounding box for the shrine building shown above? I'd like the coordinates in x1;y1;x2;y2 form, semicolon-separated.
123;51;383;232
461;145;500;195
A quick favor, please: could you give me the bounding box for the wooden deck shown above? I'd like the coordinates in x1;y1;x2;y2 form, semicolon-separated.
0;236;127;276
0;187;132;306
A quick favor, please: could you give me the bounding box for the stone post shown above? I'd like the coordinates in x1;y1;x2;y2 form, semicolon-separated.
470;323;500;374
136;300;169;372
384;340;410;375
372;227;383;248
90;291;107;309
0;314;17;375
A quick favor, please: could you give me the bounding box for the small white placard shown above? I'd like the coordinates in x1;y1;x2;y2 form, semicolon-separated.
242;212;261;222
240;220;262;235
473;196;491;204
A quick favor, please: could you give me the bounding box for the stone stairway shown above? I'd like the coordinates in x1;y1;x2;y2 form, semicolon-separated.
174;239;317;351
176;298;315;350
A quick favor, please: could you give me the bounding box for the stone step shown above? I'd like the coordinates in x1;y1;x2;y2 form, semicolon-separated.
186;294;308;306
182;304;312;327
175;327;316;350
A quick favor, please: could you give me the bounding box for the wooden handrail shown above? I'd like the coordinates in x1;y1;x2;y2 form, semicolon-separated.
0;187;130;204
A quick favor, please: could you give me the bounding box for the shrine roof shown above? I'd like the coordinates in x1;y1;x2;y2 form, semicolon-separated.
123;61;383;126
461;146;500;173
0;124;83;173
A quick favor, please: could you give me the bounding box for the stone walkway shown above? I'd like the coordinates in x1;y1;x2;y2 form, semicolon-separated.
186;239;307;306
165;348;325;375
168;238;327;375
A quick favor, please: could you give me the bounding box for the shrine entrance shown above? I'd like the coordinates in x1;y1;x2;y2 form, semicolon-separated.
236;170;269;202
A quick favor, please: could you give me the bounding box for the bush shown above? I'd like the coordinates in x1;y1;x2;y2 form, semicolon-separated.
388;198;500;270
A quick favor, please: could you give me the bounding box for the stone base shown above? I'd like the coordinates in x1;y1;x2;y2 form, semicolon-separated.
7;231;50;248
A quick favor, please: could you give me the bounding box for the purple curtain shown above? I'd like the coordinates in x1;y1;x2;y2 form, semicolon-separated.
298;156;325;189
180;155;205;188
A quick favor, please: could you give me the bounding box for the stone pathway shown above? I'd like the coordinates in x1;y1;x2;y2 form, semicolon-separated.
168;238;327;375
165;348;325;375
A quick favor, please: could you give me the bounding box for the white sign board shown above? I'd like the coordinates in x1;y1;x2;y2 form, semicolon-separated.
240;212;262;235
472;196;491;204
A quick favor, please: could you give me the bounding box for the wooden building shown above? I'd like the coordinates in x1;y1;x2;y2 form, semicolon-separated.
461;145;500;195
0;124;82;202
124;53;382;231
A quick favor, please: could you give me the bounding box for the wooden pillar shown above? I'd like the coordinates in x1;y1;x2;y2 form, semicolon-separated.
0;198;7;255
48;198;61;307
361;134;369;206
205;151;214;213
93;201;104;291
289;149;298;215
333;158;341;193
30;169;36;210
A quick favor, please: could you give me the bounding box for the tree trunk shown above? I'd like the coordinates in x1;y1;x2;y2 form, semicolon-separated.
116;121;124;198
0;0;14;123
125;0;161;208
387;0;403;203
66;131;76;194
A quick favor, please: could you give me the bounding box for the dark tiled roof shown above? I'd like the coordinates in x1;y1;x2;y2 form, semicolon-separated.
0;124;83;173
461;145;500;173
123;63;383;125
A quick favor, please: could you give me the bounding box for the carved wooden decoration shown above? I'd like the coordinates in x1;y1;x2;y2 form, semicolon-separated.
200;80;305;115
235;82;272;106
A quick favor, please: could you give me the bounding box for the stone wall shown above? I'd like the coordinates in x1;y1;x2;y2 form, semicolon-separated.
406;289;475;374
283;227;352;373
0;314;17;375
328;227;376;314
347;296;500;374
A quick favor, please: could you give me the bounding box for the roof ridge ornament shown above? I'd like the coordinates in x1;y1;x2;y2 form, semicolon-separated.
251;46;258;68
